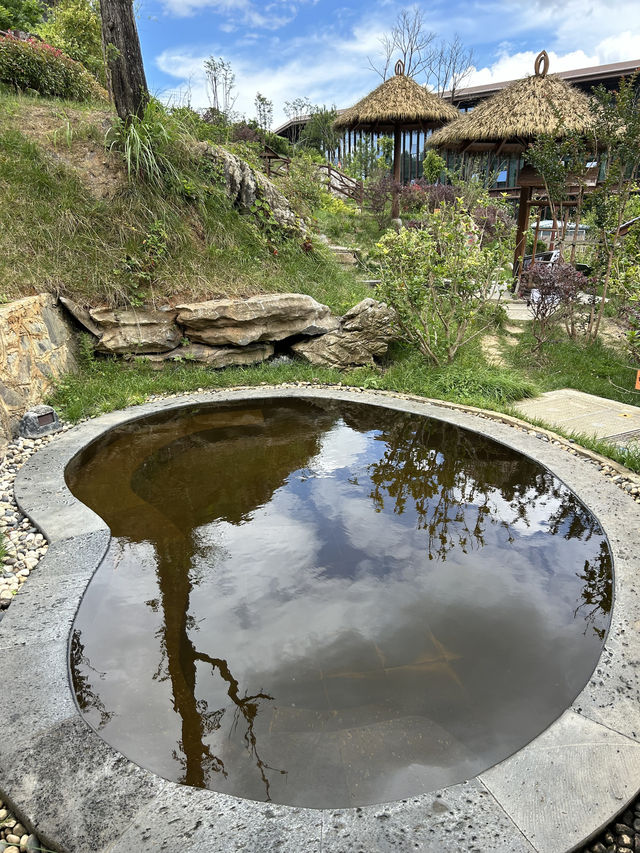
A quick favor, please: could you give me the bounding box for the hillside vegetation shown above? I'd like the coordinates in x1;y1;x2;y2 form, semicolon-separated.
0;90;367;312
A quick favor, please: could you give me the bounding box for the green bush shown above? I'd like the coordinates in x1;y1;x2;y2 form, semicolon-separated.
0;33;107;101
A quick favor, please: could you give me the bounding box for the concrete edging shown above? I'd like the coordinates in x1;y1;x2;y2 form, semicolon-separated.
1;386;640;853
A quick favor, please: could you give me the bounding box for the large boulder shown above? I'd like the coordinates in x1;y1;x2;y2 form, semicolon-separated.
90;307;181;354
340;298;398;356
197;143;303;233
177;294;336;347
291;298;397;368
141;342;274;367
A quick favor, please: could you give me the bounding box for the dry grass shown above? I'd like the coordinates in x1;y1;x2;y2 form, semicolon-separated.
334;73;458;130
428;74;595;147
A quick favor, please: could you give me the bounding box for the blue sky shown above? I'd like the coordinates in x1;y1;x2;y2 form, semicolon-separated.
135;0;640;125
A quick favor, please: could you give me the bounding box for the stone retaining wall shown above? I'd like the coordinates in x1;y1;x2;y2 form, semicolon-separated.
0;295;77;457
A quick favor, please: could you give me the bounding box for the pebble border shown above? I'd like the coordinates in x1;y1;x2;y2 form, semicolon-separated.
1;383;640;853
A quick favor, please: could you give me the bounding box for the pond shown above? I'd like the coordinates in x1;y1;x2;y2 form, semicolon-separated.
66;398;611;808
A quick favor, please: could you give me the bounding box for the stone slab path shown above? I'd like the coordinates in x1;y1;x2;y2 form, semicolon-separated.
516;388;640;446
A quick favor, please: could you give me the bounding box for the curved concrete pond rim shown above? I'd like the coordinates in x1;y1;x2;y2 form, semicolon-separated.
1;387;640;853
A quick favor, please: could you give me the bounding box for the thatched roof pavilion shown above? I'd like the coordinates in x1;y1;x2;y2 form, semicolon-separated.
335;60;458;216
428;51;596;272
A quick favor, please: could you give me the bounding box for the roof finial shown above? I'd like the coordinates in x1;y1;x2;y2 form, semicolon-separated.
395;59;405;76
534;50;550;78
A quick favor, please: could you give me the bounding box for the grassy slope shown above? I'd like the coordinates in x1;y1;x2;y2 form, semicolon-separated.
0;91;368;312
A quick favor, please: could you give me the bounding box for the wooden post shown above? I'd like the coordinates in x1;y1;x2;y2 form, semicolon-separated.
392;125;402;218
570;189;584;264
531;208;542;258
513;185;532;290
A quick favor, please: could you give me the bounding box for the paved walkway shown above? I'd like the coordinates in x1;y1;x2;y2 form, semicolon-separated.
516;388;640;447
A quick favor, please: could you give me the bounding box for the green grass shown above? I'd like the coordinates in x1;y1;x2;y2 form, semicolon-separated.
49;338;537;422
49;333;640;476
505;329;639;405
0;530;6;562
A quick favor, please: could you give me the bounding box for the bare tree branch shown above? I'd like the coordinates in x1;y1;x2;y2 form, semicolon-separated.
368;8;436;80
426;34;474;99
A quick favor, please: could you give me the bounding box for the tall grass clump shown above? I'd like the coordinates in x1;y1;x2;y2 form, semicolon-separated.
105;98;189;187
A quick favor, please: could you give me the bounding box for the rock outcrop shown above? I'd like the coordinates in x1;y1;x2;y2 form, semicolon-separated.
142;342;274;367
90;307;181;354
0;294;77;454
291;298;397;368
197;143;303;233
177;294;335;347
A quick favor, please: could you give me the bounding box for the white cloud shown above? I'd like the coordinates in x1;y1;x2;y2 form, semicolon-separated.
155;12;392;123
467;49;600;87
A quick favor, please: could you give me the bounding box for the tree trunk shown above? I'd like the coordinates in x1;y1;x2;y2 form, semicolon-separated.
100;0;149;121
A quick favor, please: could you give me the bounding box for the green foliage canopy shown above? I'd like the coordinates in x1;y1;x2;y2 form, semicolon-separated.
36;0;105;85
0;0;43;33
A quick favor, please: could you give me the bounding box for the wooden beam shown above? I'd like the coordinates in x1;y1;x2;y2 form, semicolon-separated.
392;126;402;218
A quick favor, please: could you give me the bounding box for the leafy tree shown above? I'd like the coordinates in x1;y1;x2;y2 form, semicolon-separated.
584;72;640;342
0;0;43;31
254;91;273;136
37;0;105;84
525;131;588;255
204;56;237;119
298;105;338;157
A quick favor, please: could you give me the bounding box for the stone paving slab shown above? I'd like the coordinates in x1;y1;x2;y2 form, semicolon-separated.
103;785;324;853
481;710;640;853
516;388;640;441
321;781;536;853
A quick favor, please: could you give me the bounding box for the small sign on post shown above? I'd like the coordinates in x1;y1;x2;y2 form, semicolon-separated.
636;370;640;390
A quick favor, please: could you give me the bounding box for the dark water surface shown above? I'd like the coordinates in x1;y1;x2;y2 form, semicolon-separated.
66;399;612;808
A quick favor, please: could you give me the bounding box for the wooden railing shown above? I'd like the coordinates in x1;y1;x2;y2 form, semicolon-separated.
264;156;364;204
316;164;364;204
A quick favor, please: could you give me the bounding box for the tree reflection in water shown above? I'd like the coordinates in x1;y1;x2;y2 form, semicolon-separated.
357;409;611;636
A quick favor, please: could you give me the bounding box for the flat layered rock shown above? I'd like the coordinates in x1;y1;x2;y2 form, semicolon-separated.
142;342;274;367
177;294;334;347
90;308;180;354
292;299;397;368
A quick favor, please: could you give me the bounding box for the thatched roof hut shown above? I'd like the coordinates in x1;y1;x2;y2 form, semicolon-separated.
429;63;594;148
335;69;458;131
335;60;458;215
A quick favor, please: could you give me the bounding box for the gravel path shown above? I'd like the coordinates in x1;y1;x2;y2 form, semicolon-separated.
0;391;639;853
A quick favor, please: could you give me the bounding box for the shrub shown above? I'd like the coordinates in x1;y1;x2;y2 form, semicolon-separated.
364;169;399;227
0;32;107;101
399;180;456;215
523;261;590;351
373;201;509;365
